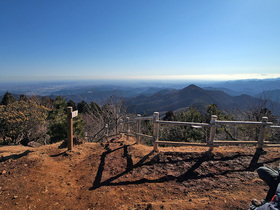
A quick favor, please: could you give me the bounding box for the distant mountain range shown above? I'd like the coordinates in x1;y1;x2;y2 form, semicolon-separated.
48;85;174;104
203;78;280;96
126;84;280;115
1;78;280;97
1;78;280;115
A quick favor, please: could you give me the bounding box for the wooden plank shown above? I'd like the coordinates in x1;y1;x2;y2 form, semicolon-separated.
216;120;273;125
213;140;270;144
270;126;280;129
155;120;209;127
134;133;154;139
192;125;203;129
213;141;259;145
135;116;153;120
263;144;280;148
155;141;211;147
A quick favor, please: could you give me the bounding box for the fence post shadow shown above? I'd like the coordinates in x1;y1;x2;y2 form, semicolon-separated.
0;150;33;163
176;150;214;182
89;145;280;190
89;145;155;191
90;143;112;190
248;148;266;171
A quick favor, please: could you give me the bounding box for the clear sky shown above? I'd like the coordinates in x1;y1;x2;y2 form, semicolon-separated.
1;0;280;82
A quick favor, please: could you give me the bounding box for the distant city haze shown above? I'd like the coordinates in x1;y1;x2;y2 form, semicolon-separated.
1;1;280;82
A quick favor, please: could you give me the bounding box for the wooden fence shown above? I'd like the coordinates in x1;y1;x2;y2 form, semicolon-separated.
120;112;280;152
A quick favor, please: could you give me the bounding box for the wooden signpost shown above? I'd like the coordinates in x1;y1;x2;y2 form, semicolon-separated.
67;107;78;150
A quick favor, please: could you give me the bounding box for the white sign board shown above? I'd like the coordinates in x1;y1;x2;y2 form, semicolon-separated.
71;110;78;118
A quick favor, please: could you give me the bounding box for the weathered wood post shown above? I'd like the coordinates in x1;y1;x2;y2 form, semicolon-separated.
209;115;217;149
258;117;268;149
126;117;130;141
115;114;119;135
119;118;123;138
153;112;159;152
67;107;73;150
67;107;78;150
136;114;141;144
105;124;108;141
85;132;88;142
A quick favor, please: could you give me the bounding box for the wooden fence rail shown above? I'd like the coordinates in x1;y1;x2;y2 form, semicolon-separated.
119;112;280;152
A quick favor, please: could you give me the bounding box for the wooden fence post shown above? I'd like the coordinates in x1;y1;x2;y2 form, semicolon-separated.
85;132;88;142
153;112;159;152
126;117;130;141
137;114;141;144
67;107;74;150
105;124;108;141
209;115;217;149
119;119;123;132
258;117;268;149
119;118;123;138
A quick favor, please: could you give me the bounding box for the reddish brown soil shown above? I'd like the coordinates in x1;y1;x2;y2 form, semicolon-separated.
1;137;280;210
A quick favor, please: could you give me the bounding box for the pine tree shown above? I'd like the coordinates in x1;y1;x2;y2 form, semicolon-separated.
48;96;83;143
1;91;16;105
67;100;77;110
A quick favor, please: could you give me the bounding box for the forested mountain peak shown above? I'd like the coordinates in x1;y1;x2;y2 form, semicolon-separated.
183;84;202;90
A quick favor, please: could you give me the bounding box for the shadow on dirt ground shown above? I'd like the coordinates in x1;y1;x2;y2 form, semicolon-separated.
90;140;280;191
0;150;33;162
2;139;280;209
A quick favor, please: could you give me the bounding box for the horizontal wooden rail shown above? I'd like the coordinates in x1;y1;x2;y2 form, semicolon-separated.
213;141;262;145
215;120;273;125
263;144;280;148
133;132;154;139
84;133;121;140
135;116;153;120
117;113;280;151
155;141;216;147
270;125;280;128
125;133;136;137
215;140;271;144
155;120;210;127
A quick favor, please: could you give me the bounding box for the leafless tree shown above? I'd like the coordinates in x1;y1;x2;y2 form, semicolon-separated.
82;96;127;142
234;92;279;141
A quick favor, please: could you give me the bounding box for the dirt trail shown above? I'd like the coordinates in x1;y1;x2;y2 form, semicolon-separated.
1;137;280;209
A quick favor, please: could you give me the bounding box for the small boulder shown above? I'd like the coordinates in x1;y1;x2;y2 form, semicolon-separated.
27;141;42;148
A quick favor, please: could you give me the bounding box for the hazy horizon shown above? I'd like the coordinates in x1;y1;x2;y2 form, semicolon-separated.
1;76;280;92
1;74;280;83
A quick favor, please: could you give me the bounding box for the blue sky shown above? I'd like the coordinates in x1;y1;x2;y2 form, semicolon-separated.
1;0;280;82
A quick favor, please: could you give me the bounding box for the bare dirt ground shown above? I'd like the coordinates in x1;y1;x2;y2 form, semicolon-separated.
1;136;280;210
